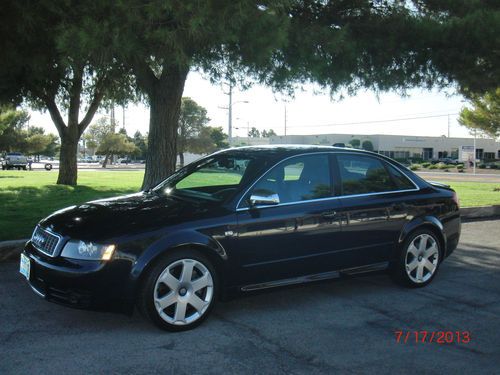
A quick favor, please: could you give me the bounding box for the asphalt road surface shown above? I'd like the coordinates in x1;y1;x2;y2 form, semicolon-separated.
1;220;499;374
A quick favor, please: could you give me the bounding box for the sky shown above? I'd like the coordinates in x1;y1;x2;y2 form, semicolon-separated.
29;70;474;140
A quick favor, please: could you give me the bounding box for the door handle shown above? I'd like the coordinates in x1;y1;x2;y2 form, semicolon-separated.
322;210;337;219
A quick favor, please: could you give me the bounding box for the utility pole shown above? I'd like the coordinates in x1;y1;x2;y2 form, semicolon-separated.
447;114;450;138
473;129;477;175
220;82;248;145
284;104;287;139
228;83;233;143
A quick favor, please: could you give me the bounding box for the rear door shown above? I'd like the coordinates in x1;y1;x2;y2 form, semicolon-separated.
333;153;418;268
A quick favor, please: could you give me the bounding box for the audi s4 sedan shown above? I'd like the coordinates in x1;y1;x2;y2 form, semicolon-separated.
20;146;461;331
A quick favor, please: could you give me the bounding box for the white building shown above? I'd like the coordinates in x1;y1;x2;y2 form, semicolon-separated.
267;133;500;161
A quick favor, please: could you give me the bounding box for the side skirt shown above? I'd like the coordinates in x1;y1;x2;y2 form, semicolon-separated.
240;261;390;292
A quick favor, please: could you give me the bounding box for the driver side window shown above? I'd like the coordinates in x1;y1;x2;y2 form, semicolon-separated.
245;154;332;206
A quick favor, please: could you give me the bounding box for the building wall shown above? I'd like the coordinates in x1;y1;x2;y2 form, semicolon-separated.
269;133;500;161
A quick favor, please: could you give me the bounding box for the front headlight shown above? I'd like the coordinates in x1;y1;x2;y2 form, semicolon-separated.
61;240;116;261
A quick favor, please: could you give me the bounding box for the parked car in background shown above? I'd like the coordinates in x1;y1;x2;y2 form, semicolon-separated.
20;146;461;331
2;152;28;170
431;157;460;165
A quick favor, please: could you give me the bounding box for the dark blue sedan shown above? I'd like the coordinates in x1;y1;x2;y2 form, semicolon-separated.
20;146;460;331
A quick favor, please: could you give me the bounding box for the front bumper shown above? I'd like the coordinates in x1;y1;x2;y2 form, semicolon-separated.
22;242;134;313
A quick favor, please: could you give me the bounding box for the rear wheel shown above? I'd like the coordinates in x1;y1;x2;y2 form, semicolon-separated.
138;250;218;331
392;229;441;288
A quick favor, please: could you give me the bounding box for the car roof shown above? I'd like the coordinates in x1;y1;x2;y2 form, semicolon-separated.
221;144;375;159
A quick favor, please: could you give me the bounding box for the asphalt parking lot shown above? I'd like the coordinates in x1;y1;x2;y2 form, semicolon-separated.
1;220;499;374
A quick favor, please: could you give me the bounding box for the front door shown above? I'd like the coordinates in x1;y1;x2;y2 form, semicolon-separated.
235;153;343;286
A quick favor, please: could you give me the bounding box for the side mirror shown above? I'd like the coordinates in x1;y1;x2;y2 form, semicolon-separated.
249;189;280;206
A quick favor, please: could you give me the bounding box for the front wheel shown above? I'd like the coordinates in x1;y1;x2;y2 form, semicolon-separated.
392;229;442;288
138;250;218;331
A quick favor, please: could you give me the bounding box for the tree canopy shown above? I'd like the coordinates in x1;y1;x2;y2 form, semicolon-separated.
0;1;134;184
0;106;59;156
177;97;211;166
459;88;500;138
1;1;498;188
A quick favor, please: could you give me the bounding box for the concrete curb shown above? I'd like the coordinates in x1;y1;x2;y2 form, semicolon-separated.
0;205;499;262
460;205;500;220
0;239;28;262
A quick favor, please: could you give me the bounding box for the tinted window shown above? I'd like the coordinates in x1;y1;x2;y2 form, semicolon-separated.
385;163;415;190
337;154;397;195
156;155;261;202
246;154;332;205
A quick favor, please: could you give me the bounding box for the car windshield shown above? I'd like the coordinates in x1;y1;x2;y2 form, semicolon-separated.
153;152;269;202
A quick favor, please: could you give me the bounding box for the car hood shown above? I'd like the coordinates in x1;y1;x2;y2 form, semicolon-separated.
39;192;225;241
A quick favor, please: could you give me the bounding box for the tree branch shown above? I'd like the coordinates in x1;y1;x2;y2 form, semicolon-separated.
44;97;67;137
78;78;106;136
68;64;84;127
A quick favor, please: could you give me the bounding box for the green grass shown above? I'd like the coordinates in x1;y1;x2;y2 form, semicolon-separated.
0;171;144;241
1;170;499;241
440;181;500;208
176;168;242;189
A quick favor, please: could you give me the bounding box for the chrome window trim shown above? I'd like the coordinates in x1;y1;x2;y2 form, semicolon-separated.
235;151;420;212
31;225;63;258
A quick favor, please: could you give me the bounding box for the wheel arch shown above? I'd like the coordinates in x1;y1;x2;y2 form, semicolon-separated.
130;231;228;298
398;216;447;257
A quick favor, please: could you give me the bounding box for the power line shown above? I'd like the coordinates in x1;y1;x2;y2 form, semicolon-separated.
286;112;459;129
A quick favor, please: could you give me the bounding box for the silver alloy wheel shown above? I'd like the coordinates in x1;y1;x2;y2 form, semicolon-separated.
153;258;214;326
405;234;439;283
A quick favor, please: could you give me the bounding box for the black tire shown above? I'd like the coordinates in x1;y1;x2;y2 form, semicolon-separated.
137;249;219;331
22;166;27;170
44;163;53;171
391;229;442;288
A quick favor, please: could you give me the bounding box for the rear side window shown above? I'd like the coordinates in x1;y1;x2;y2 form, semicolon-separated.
385;163;416;190
337;154;398;195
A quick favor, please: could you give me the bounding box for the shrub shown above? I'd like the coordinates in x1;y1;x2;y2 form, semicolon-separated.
428;164;438;170
409;164;420;171
478;164;486;169
421;162;431;168
457;165;464;171
437;163;449;170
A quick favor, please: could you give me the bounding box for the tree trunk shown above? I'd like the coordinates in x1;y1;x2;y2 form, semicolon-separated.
179;152;184;168
57;130;79;185
141;67;188;190
102;154;109;168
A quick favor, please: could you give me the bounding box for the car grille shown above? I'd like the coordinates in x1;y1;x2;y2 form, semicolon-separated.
31;226;61;257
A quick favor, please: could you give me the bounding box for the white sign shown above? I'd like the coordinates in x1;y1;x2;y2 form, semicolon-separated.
460;145;474;162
